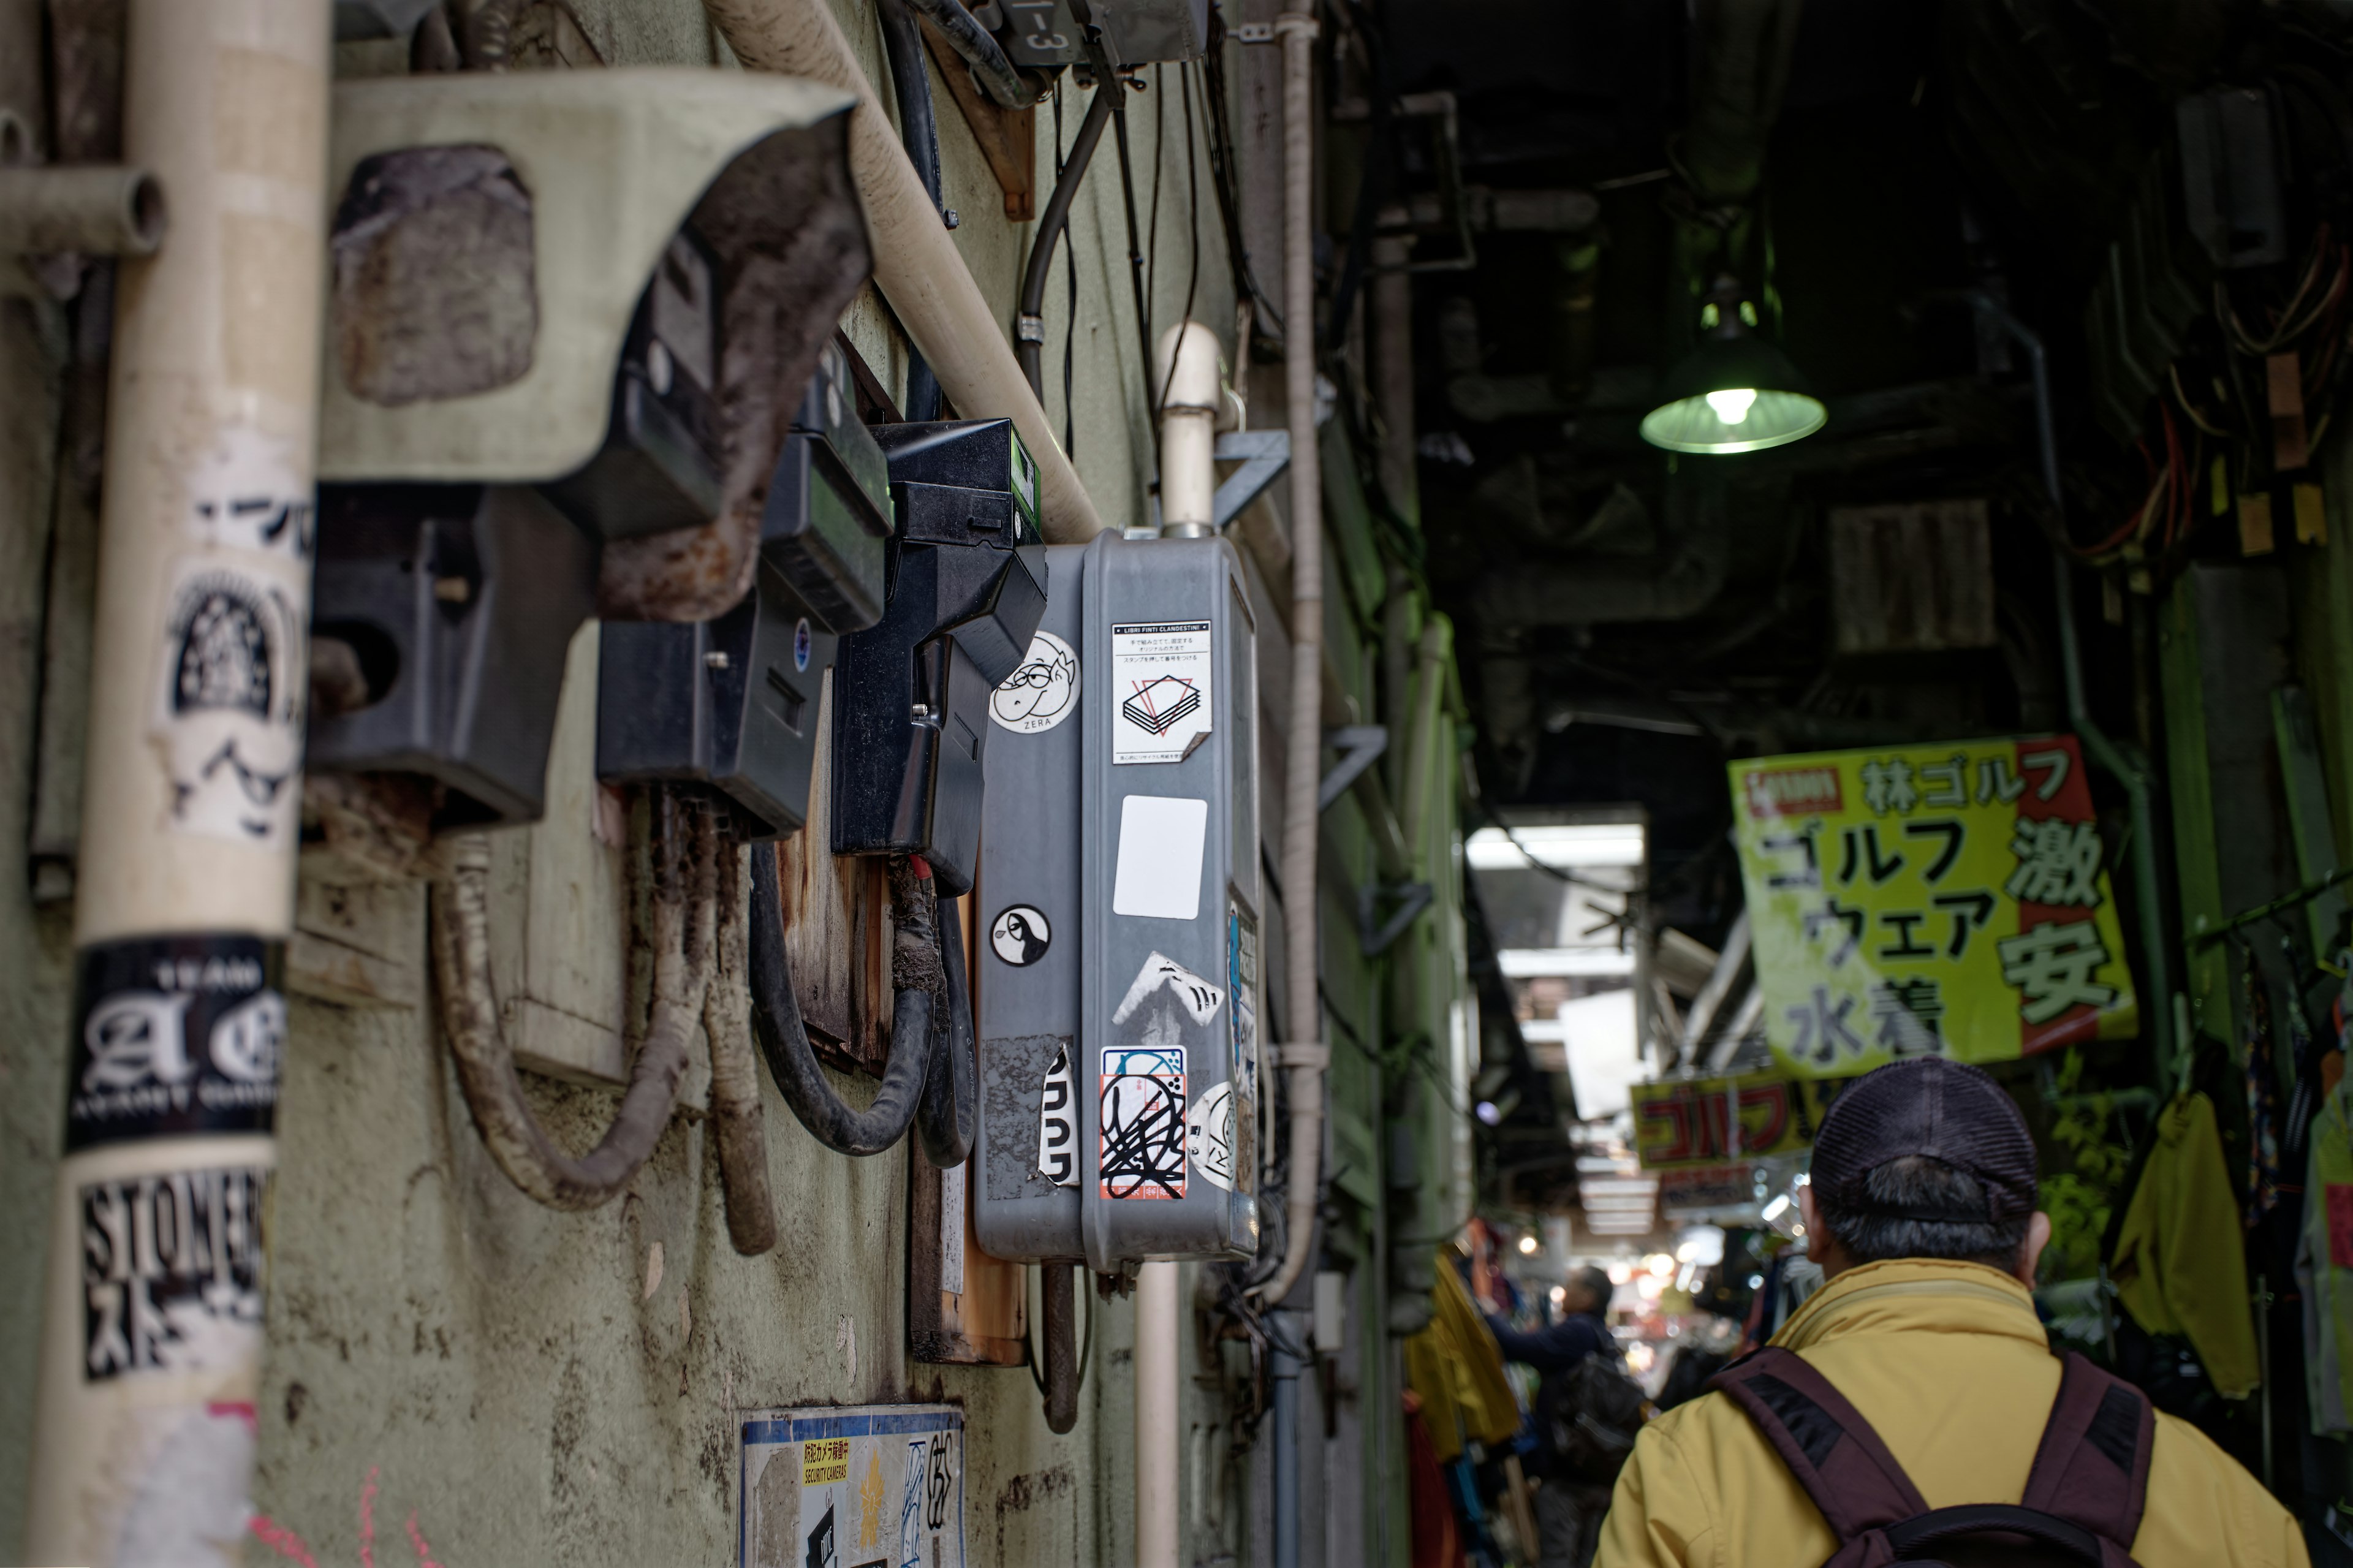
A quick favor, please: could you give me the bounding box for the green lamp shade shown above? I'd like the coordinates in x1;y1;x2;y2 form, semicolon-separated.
1639;335;1825;455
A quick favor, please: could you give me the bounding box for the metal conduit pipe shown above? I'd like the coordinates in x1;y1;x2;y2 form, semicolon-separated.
25;3;330;1557
747;843;938;1155
702;0;1105;541
0;165;166;255
431;791;714;1211
1260;0;1326;1311
1137;1259;1182;1568
1966;293;2176;1079
1017;83;1116;398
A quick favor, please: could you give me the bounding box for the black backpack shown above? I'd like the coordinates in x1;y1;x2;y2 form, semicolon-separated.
1538;1329;1650;1482
1709;1347;2154;1567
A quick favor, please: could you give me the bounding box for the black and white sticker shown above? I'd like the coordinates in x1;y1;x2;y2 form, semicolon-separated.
68;935;284;1151
80;1162;268;1382
1099;1046;1186;1200
990;905;1053;967
1037;1043;1077;1187
153;558;306;846
990;629;1080;735
1112;952;1224;1027
1186;1081;1236;1192
1110;621;1212;764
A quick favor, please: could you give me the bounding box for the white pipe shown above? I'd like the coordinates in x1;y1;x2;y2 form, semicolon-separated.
1262;2;1324;1310
27;2;330;1562
700;0;1105;542
1156;320;1220;537
1135;1258;1181;1568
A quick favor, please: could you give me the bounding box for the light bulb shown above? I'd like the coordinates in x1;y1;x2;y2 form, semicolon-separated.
1704;387;1757;425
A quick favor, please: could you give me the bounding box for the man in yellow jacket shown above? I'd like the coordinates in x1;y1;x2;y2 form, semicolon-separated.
1596;1056;2308;1568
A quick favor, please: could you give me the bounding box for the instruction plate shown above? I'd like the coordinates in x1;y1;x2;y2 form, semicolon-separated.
739;1404;964;1568
1110;621;1213;764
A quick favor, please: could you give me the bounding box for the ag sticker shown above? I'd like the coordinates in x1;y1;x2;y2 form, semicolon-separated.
991;628;1080;734
1110;621;1212;764
1099;1046;1186;1200
1186;1081;1235;1192
990;905;1053;966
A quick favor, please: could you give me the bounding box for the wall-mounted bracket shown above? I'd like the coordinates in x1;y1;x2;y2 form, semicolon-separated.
1213;429;1289;529
1318;724;1387;812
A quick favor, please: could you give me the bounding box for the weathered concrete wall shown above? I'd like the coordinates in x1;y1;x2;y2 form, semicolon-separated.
0;0;1235;1560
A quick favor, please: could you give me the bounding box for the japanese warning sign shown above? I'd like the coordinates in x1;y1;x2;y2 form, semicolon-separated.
1110;621;1213;764
738;1404;963;1568
1730;735;2137;1076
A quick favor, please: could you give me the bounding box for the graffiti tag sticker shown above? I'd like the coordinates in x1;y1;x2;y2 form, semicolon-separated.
1099;1045;1186;1200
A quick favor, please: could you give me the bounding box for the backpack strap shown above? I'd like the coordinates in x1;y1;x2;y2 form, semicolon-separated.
2016;1351;2154;1555
1707;1347;1931;1542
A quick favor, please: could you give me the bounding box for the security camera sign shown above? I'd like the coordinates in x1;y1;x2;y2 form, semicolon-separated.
1110;621;1212;765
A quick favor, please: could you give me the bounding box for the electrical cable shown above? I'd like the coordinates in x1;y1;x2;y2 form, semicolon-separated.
877;0;948;420
901;0;1037;110
1017;80;1116;399
705;828;780;1255
746;839;936;1156
430;786;711;1211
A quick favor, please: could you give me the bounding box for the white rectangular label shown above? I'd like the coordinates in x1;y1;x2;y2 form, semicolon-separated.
1110;620;1213;765
1112;795;1208;920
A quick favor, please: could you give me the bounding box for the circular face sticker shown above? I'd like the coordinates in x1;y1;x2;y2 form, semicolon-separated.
990;629;1080;734
990;905;1053;966
793;617;811;672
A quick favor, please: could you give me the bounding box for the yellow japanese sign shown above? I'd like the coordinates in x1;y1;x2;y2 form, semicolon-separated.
1730;735;2138;1077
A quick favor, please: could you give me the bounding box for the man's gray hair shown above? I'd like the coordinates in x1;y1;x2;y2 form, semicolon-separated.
1814;1154;2030;1268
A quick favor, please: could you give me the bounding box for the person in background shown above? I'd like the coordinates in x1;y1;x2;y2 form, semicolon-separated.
1595;1057;2307;1568
1488;1264;1625;1568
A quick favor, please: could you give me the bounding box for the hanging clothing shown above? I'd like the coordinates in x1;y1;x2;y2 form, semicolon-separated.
2246;947;2284;1228
1405;1250;1524;1463
2301;1075;2353;1433
2111;1090;2262;1398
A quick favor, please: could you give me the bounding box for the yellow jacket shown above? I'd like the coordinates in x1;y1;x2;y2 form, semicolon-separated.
1595;1258;2307;1568
2111;1089;2262;1398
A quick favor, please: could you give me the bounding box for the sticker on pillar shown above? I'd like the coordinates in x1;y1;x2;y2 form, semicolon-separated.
153;558;308;846
184;426;314;558
1110;621;1213;763
1187;1080;1237;1191
990;629;1079;734
1111;952;1225;1026
990;904;1053;966
1100;1045;1187;1199
1037;1043;1077;1186
67;934;284;1150
80;1162;268;1381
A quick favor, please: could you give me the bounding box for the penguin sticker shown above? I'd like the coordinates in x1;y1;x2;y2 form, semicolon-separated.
989;906;1053;967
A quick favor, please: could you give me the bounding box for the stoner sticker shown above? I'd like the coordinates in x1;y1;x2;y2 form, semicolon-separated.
1099;1046;1186;1200
80;1162;268;1382
68;934;284;1151
1110;621;1212;765
990;629;1080;735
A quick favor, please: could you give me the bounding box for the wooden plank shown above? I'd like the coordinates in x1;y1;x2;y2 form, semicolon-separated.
919;17;1035;222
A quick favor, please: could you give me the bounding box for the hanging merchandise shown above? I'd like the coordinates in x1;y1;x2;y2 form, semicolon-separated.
2110;1091;2262;1398
1729;735;2138;1077
2243;945;2284;1228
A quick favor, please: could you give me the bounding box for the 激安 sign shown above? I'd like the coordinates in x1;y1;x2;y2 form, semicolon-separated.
1730;735;2138;1076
